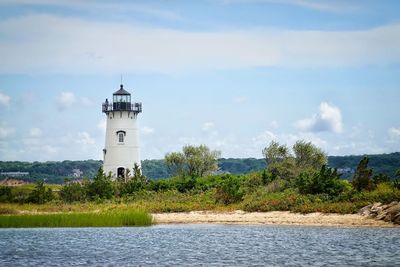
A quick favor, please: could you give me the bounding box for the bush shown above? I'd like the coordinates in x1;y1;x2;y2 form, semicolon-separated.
352;157;373;191
264;178;287;193
148;179;175;192
28;181;53;204
60;181;87;203
295;165;345;196
372;173;391;185
242;189;305;212
215;174;244;204
350;183;400;204
291;201;361;214
242;172;264;194
87;167;114;200
0;186;13;202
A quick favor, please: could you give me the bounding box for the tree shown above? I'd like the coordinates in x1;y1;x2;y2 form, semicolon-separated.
262;141;290;165
295;165;344;196
131;163;148;184
165;145;221;178
119;163;149;195
0;186;13;202
28;181;53;204
164;152;186;176
393;169;400;190
60;181;87;203
352;157;373;191
262;140;327;180
87;167;114;200
215;174;244;204
372;173;390;185
292;140;327;171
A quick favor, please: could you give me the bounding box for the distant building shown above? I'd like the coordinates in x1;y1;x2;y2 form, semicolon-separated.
71;169;83;178
0;172;29;177
211;170;231;175
337;168;355;175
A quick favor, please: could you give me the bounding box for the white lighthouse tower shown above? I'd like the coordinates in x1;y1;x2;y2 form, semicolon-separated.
102;84;142;179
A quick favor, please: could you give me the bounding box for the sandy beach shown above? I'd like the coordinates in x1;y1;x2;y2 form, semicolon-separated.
152;210;397;227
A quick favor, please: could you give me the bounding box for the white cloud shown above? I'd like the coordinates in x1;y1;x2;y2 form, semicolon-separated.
295;102;343;133
253;130;276;145
0;15;399;74
57;91;77;111
57;91;95;110
29;127;42;137
388;127;400;142
0;126;15;138
141;126;155;135
76;132;95;145
221;0;359;12
253;130;327;150
0;92;10;106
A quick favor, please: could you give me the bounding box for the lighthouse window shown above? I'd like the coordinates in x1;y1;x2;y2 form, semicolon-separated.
118;133;124;143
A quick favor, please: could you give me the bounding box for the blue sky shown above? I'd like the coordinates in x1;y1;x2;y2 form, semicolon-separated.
0;0;400;161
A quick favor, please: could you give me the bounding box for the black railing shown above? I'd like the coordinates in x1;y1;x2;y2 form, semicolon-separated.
102;102;142;113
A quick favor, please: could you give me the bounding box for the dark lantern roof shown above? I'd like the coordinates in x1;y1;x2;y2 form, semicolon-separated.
113;84;131;95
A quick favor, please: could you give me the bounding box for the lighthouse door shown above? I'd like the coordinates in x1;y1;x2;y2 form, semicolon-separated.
117;167;125;179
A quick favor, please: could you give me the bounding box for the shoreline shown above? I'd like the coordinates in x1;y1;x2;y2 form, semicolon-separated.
152;210;398;228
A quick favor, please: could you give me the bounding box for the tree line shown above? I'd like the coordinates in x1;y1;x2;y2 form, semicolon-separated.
1;142;398;211
0;151;399;183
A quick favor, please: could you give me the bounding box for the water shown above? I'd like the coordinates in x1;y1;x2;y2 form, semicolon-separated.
0;225;399;266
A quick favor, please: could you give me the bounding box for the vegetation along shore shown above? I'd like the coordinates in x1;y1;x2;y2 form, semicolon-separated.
1;140;399;228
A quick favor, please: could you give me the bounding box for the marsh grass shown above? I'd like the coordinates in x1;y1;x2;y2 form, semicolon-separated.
0;210;152;228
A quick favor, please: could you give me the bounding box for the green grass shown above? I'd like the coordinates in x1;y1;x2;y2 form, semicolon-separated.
0;210;152;228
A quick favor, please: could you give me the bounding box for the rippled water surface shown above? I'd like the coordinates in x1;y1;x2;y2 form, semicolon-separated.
0;225;399;266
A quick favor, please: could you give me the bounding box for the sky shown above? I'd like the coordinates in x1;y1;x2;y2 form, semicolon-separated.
0;0;400;162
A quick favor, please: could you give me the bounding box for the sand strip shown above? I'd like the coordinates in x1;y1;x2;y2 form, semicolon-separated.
152;210;397;227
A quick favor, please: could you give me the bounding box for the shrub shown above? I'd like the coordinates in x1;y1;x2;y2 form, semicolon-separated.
87;167;114;200
392;178;400;190
215;174;244;204
295;165;344;196
351;183;400;204
352;157;373;191
242;189;306;212
291;201;361;214
264;178;287;193
60;181;87;202
261;170;275;185
0;186;13;202
28;181;53;204
175;177;196;193
242;172;264;194
148;179;175;192
372;173;391;186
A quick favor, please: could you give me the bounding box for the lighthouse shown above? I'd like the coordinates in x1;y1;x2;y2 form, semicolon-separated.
102;84;142;179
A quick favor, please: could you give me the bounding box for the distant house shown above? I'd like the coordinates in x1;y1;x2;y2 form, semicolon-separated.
72;169;83;178
337;168;355;175
0;172;29;177
211;170;231;176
